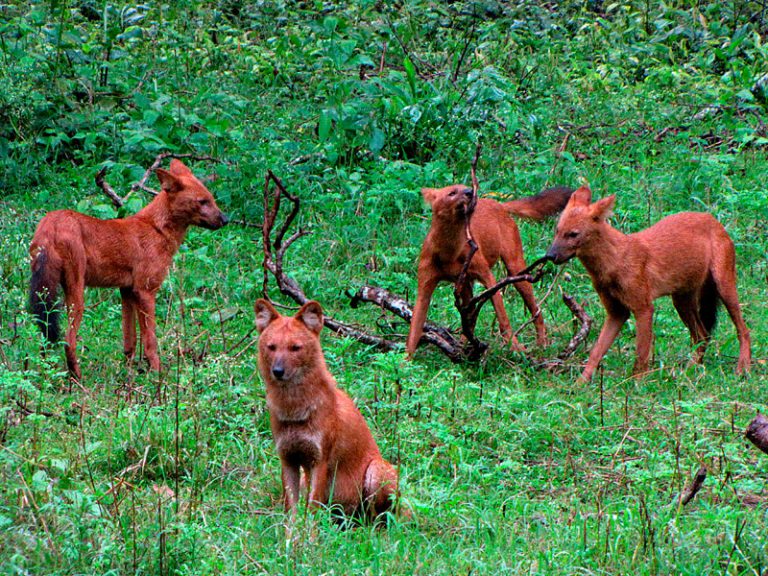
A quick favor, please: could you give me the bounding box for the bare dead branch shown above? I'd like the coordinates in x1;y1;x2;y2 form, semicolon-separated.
746;413;768;455
453;142;483;356
558;294;593;359
95;154;227;208
130;153;227;196
95;167;126;209
260;172;399;352
679;466;707;506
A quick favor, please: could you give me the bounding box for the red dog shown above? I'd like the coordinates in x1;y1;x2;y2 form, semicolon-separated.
255;299;398;518
406;184;573;357
29;159;228;379
547;186;751;381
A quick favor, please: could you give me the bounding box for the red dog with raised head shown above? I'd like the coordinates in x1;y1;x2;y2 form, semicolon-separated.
546;186;751;381
29;159;229;379
255;299;398;518
406;184;573;357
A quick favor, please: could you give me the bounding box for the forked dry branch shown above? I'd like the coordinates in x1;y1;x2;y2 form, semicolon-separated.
95;153;227;208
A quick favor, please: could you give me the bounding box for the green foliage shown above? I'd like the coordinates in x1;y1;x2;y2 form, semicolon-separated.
1;1;768;574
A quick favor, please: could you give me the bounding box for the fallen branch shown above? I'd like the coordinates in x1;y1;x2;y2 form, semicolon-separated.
746;413;768;455
349;286;464;361
679;466;707;506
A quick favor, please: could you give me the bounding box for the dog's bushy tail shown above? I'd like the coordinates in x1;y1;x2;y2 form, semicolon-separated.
504;186;574;221
700;275;720;336
29;248;61;342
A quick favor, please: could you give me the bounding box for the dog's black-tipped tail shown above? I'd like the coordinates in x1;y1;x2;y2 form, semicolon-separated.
504;186;575;221
29;248;61;342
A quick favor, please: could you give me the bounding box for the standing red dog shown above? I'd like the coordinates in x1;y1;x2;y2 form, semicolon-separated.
255;299;398;518
546;186;751;381
29;159;228;379
406;184;573;357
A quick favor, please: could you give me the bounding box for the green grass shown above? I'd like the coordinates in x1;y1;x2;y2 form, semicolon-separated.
2;1;768;574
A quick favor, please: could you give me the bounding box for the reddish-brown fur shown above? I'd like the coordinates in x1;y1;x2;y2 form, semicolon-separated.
255;299;398;518
406;184;574;357
546;185;752;382
29;159;228;379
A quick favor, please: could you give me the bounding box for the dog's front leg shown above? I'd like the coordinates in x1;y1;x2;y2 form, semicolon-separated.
580;309;628;383
307;460;330;509
632;305;654;376
406;274;439;357
135;289;161;371
281;462;302;514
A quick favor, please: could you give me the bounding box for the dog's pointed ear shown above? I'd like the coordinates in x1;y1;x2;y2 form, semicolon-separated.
569;185;592;206
169;158;193;176
590;194;615;221
254;299;280;333
156;168;182;194
421;187;438;205
296;301;324;334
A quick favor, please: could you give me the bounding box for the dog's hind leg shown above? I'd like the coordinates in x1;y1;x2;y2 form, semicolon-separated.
476;268;522;351
710;238;751;374
502;251;547;346
672;291;709;364
120;287;138;362
135;290;161;372
62;261;86;381
363;458;398;517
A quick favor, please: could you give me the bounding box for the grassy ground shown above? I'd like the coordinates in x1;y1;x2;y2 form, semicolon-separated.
2;2;768;575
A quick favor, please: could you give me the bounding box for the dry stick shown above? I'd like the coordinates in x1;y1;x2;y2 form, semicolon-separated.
679;466;707;507
95;153;227;207
453;142;484;357
511;266;563;342
558;294;593;360
130;153;226;196
745;413;768;455
95;167;126;209
260;172;399;352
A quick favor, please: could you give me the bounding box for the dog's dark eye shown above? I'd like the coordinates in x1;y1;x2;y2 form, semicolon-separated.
199;198;210;206
289;344;302;352
449;191;456;197
267;344;277;351
566;230;580;239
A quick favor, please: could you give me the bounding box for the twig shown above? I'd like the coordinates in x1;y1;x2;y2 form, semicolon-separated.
452;14;477;82
558;294;593;359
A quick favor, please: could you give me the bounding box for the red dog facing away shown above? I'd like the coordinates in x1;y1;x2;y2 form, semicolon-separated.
29;159;229;379
406;184;574;357
255;299;398;518
546;186;751;382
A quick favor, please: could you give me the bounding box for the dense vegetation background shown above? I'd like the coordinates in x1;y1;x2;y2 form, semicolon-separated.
1;1;767;574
